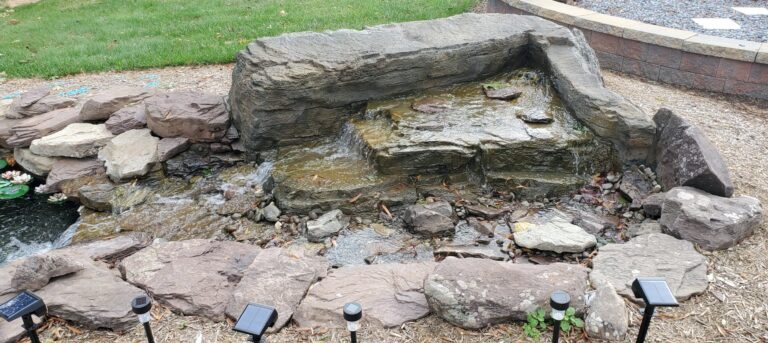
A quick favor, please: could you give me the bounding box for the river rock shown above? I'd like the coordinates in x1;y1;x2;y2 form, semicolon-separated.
41;158;105;193
121;239;260;320
403;201;455;235
590;233;708;301
79;86;152;121
513;217;596;253
424;258;589;329
78;183;116;211
30;123;114;158
627;221;662;237
306;209;348;242
262;202;281;222
157;137;190;161
10;254;84;291
482;86;522;100
659;187;762;250
642;193;665;218
0;321;24;343
5;107;81;148
104;104;147;135
464;204;506;219
145;92;229;142
294;262;436;328
434;244;510;261
654;108;733;197
13;147;57;176
6;86;75;119
517;108;553;124
618;167;654;209
225;248;328;330
99;129;159;181
585;281;629;340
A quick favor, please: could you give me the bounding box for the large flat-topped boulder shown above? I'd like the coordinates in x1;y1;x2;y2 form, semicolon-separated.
5;107;82;148
230;13;654;163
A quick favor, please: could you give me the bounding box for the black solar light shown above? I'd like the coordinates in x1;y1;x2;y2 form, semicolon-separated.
233;303;278;342
0;291;47;343
549;291;570;343
131;294;155;343
343;302;363;343
631;277;679;343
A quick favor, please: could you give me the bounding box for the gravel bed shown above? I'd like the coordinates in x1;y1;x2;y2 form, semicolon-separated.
576;0;768;42
3;65;768;342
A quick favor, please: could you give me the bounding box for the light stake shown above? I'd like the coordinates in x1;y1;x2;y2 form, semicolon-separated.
233;303;277;342
0;291;47;343
131;294;155;343
549;290;570;343
343;302;362;343
632;277;678;343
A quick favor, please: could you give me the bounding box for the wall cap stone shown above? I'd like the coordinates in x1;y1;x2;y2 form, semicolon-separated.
499;0;764;63
754;43;768;65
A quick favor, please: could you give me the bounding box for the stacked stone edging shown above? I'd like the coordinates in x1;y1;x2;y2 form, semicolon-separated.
486;0;768;100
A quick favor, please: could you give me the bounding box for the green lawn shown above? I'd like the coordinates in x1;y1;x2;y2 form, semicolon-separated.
0;0;477;78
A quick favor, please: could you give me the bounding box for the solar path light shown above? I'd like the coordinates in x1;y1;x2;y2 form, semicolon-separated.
131;294;155;343
233;303;277;342
631;277;678;343
549;291;570;343
343;302;363;343
0;291;47;343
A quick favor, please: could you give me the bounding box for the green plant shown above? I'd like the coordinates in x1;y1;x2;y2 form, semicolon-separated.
523;308;547;339
559;307;584;332
522;307;585;339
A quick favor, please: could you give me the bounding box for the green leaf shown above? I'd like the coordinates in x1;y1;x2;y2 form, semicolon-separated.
571;317;584;328
565;307;576;316
0;180;10;188
0;184;29;200
535;308;546;319
0;159;7;169
560;320;571;332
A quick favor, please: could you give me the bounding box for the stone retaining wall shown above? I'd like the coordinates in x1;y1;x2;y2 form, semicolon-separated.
486;0;768;100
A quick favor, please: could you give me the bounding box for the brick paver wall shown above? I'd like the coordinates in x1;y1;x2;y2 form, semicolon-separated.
486;0;768;100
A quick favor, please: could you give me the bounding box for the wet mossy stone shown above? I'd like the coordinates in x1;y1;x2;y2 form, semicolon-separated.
0;184;29;200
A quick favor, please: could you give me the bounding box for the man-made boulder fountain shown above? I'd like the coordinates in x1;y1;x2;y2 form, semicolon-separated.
0;13;763;343
229;13;655;213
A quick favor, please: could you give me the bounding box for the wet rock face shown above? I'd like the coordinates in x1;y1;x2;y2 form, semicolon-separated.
403;201;456;235
424;258;589;329
654;108;734;197
231;13;652;161
660;187;762;250
590;233;708;302
306;209;348;242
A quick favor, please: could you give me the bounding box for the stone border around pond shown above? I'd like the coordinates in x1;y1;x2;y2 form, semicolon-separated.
485;0;768;100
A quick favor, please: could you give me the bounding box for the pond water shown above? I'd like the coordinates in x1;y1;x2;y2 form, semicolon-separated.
0;175;80;265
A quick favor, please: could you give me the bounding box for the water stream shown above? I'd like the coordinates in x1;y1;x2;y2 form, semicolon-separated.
0;177;80;265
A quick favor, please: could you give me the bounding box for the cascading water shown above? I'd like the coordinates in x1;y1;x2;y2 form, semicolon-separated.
0;177;80;265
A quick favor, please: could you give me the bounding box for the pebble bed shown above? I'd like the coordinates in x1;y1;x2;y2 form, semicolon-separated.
576;0;768;42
